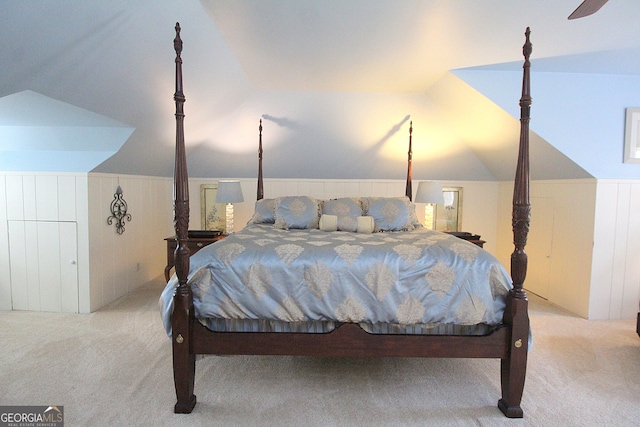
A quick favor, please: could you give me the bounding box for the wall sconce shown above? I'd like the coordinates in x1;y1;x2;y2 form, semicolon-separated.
215;180;244;233
107;185;131;235
415;181;444;230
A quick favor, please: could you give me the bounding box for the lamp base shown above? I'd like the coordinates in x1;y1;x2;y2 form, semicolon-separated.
424;204;435;230
225;203;234;234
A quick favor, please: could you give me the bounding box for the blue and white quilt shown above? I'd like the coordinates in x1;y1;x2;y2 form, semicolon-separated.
160;224;512;336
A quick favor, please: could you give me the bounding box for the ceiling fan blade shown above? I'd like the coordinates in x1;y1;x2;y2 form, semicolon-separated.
568;0;609;19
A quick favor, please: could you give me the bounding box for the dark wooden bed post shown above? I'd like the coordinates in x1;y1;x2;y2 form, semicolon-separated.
257;119;264;200
405;121;413;201
171;22;197;414
498;27;532;418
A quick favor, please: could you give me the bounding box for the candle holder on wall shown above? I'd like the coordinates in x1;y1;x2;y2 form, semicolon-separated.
107;185;132;235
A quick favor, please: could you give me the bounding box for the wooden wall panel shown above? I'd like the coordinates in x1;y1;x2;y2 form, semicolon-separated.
7;220;78;313
3;173;83;313
86;174;173;312
22;176;36;220
5;175;25;221
37;221;62;312
7;220;28;310
526;196;555;299
496;179;597;319
87;175;104;311
58;175;77;222
622;183;640;318
24;222;40;311
0;175;10;311
100;175;117;308
59;221;79;313
3;172;169;313
610;183;631;318
75;175;90;313
591;180;640;320
590;183;617;319
35;175;58;221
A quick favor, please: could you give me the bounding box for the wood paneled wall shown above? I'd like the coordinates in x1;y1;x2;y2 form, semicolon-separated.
0;172;173;313
496;178;640;320
0;173;88;312
591;180;640;320
7;173;635;319
86;174;173;312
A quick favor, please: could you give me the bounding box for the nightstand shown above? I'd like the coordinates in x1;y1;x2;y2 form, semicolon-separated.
164;230;225;281
445;231;485;248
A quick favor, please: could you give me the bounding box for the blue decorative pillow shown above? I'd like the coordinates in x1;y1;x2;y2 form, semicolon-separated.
247;198;276;224
321;198;363;232
363;197;415;232
274;196;321;230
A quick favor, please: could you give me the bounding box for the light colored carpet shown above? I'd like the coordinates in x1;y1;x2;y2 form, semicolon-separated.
1;278;638;426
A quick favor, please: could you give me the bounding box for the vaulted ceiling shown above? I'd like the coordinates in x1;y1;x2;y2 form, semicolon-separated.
2;0;640;180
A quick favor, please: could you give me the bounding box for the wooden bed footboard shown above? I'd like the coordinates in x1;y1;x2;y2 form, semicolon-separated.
169;23;531;418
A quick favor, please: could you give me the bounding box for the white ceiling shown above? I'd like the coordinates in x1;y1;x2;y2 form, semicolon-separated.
203;0;640;92
2;0;640;178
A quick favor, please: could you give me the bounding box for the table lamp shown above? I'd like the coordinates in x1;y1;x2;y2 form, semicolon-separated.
415;181;444;230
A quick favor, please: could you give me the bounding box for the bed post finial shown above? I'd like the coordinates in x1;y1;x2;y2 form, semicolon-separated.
174;23;182;57
405;121;413;201
523;27;531;62
257;119;264;200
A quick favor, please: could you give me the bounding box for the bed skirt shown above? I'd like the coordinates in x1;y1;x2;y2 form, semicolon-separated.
198;317;500;336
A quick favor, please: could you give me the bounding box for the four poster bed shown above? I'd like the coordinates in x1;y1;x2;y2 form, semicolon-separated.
162;23;533;418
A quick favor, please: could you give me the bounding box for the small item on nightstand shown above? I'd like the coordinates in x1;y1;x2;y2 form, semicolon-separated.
187;230;222;238
445;231;485;248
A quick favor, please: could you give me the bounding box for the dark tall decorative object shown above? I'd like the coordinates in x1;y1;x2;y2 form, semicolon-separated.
107;185;131;235
257;119;264;200
171;22;197;414
405;121;413;201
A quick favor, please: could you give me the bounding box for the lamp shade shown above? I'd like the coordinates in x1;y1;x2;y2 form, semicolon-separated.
215;180;244;203
415;181;444;204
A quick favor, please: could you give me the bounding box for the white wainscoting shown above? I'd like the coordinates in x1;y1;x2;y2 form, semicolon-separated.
496;179;598;319
87;173;173;312
591;180;640;320
0;172;173;313
4;173;636;318
529;180;597;319
1;173;86;313
8;220;78;312
496;178;640;320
